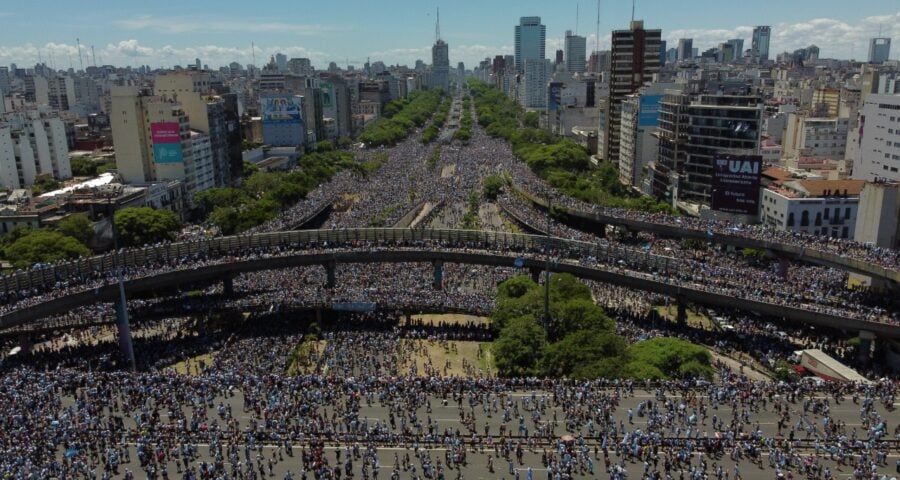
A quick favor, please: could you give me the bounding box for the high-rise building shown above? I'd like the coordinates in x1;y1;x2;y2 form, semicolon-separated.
110;86;199;196
288;58;313;75
868;38;891;64
752;26;771;62
564;30;587;73
727;39;744;60
854;94;900;182
430;8;450;92
0;110;71;189
555;50;564;66
275;53;288;72
521;59;551;108
717;43;736;63
659;40;667;66
607;20;662;163
649;83;762;205
677;38;693;62
515;16;546;70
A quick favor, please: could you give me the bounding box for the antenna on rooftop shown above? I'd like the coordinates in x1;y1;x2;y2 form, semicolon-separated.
76;38;84;72
91;45;97;67
595;0;601;53
251;41;256;67
435;7;441;42
631;0;636;23
576;3;579;35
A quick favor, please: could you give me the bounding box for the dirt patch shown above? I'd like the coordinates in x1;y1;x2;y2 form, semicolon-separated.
170;353;215;375
402;339;492;378
409;313;490;327
441;164;456;178
654;305;715;330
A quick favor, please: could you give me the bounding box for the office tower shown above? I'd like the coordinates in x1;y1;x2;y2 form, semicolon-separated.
194;58;201;70
868;38;891;64
564;30;587;73
718;43;735;63
431;10;450;93
854;94;900;182
555;50;564;66
515;16;546;70
752;26;771;62
727;39;744;60
659;40;667;66
275;53;288;71
0;110;71;189
608;20;662;163
677;38;693;62
522;59;551;108
650;83;762;205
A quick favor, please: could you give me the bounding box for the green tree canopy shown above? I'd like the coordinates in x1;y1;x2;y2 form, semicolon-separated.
625;337;714;380
482;174;505;200
493;316;547;377
3;230;90;268
541;331;628;379
114;207;181;247
55;213;93;246
70;156;98;177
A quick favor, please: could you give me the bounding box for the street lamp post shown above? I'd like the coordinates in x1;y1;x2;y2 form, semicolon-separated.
543;192;551;333
108;194;136;371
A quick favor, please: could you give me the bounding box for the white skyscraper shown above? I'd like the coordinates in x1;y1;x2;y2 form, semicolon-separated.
515;16;546;71
854;94;900;182
0;110;71;189
522;59;551;108
564;30;586;73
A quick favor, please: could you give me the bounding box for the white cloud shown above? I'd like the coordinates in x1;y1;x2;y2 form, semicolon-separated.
107;39;154;58
115;15;334;36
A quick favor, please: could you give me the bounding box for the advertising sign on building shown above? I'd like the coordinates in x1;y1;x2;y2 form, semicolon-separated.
150;122;183;164
261;95;303;125
320;83;334;108
638;95;663;127
711;154;762;215
548;82;563;111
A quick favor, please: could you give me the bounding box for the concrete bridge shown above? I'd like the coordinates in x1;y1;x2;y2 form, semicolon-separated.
517;190;900;286
1;228;895;340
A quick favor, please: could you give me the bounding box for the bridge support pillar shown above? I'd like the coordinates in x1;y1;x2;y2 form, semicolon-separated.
432;260;444;290
115;284;136;372
222;276;234;297
596;224;607;238
530;267;542;283
857;330;876;364
676;300;687;326
324;261;336;289
17;335;31;355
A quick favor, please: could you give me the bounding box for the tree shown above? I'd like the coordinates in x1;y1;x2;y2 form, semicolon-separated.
493;316;547;377
70;156;98;177
3;230;90;268
337;136;353;149
114;207;181;247
541;330;628;379
315;140;333;153
242;161;259;176
195;188;249;213
497;275;538;300
55;213;93;246
31;174;60;196
626;337;714;380
523;111;540;128
482;175;505;200
552;299;615;340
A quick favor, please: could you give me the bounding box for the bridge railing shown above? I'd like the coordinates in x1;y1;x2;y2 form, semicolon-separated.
0;228;678;297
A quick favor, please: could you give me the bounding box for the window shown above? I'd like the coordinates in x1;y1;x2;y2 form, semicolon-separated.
842;226;849;238
787;212;795;227
845;207;851;219
814;212;822;226
823;208;829;219
800;210;809;227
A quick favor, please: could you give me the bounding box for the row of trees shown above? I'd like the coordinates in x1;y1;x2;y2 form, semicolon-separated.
453;95;473;143
197;147;357;235
360;89;445;147
0;206;182;269
469;81;675;214
422;98;453;144
491;274;714;380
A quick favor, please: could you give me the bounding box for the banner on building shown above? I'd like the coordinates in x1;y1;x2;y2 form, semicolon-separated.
547;82;563;112
261;95;303;124
320;83;334;108
638;95;663;127
711;154;762;215
150;122;183;164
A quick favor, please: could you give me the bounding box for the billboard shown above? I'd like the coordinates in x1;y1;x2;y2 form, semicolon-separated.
320;82;334;108
261;95;302;125
711;154;762;215
150;122;183;164
547;82;563;112
638;95;663;127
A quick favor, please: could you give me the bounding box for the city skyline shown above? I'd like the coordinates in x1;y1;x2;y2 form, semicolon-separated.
0;0;897;70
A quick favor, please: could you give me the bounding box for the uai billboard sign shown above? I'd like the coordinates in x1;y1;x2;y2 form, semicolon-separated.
711;154;762;215
151;122;183;164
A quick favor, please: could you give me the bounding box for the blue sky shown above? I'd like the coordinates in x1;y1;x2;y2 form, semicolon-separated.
0;0;897;69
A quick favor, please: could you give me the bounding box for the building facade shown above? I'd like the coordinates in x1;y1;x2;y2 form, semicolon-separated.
868;38;891;64
515;17;546;71
0;110;71;189
564;31;586;73
854;94;900;182
752;26;771;62
760;179;864;239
